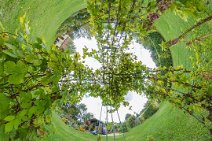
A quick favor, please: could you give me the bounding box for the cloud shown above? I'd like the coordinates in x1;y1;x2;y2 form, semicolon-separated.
124;92;134;101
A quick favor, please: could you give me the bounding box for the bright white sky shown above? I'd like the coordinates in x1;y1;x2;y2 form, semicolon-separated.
73;37;156;122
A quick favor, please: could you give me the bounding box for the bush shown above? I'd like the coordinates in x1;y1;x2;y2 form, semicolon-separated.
139;100;160;122
127;115;136;128
118;122;128;133
142;32;173;67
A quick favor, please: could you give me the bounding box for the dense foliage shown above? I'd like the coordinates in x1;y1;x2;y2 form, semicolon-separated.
122;100;159;130
142;32;173;67
58;102;94;128
139;100;159;122
0;0;211;139
0;19;93;139
86;0;212;133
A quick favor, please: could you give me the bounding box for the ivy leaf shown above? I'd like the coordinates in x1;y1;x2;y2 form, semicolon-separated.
4;115;15;121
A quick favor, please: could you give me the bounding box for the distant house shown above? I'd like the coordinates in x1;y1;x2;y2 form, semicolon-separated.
55;34;72;50
85;118;107;135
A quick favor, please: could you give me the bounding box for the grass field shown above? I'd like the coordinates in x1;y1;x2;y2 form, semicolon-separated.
43;112;96;141
0;1;211;141
154;10;212;69
0;0;86;45
116;103;210;141
43;103;210;141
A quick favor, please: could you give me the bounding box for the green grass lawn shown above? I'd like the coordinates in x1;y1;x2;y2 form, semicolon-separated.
116;102;210;141
43;112;96;141
0;0;86;45
0;1;211;141
154;10;212;69
43;103;210;141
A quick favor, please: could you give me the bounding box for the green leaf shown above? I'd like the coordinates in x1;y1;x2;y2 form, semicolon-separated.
33;116;44;127
4;61;27;84
15;50;24;58
5;122;13;133
32;43;42;49
20;92;32;102
4;61;16;74
4;43;17;50
4;116;15;121
28;106;37;117
25;54;42;66
0;94;10;119
208;86;212;96
13;119;20;130
21;102;31;108
45;115;51;123
0;62;3;76
2;50;17;58
17;110;27;119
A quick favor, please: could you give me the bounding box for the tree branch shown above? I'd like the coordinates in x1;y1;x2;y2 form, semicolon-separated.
167;15;212;47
